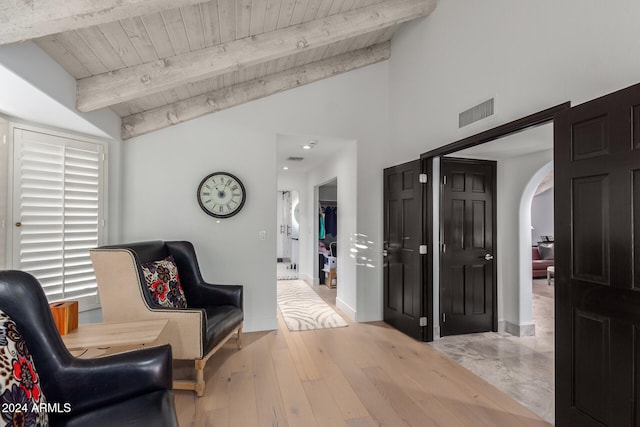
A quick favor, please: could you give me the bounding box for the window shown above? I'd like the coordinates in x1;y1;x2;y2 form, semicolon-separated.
10;126;107;310
0;118;8;269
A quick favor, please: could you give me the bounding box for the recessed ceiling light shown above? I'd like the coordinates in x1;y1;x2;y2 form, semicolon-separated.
282;166;289;170
302;140;317;150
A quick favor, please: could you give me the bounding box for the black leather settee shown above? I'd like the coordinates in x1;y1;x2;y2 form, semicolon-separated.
0;270;178;427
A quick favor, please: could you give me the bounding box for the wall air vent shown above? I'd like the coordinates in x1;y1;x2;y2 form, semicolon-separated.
287;156;304;161
459;98;494;128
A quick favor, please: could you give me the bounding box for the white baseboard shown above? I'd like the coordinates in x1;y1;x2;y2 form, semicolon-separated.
301;273;319;286
336;297;356;322
499;320;535;337
432;325;441;339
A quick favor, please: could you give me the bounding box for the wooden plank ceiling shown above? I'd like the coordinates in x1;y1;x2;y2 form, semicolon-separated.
0;0;436;139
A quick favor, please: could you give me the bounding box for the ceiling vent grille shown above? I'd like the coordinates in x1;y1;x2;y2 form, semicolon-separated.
287;156;304;161
459;98;494;128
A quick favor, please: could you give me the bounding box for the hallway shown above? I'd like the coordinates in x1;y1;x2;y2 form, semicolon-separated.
429;279;554;424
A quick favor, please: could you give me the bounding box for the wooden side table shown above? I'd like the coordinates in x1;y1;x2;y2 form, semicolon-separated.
547;266;555;286
61;319;168;358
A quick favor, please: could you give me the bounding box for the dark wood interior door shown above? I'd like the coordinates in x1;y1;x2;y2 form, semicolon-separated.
440;158;496;337
555;82;640;426
383;160;426;341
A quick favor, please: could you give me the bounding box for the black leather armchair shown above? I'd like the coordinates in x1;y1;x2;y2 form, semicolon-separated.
0;270;178;427
90;240;243;396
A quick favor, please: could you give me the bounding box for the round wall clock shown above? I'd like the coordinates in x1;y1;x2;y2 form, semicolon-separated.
197;172;246;218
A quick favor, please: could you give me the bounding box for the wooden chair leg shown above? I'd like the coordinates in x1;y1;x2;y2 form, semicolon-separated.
174;327;242;397
195;359;206;397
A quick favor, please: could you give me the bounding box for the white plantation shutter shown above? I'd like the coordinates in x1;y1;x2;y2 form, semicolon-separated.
12;128;105;310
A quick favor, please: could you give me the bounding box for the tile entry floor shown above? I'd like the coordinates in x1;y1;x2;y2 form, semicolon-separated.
276;261;298;280
429;279;555;424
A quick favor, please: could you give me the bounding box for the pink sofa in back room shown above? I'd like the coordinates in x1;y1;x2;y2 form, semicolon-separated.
532;244;554;278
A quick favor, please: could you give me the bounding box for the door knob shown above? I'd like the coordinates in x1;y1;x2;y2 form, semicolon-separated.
382;250;388;257
484;253;494;261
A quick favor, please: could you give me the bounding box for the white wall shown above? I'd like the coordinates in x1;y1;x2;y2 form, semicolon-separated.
319;183;337;202
389;0;640;166
122;120;278;332
531;188;554;243
305;141;358;319
389;0;640;336
0;43;121;141
122;62;389;331
497;150;553;335
278;171;306;194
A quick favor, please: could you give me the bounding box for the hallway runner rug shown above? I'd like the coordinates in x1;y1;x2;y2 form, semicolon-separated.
277;280;348;331
277;262;299;280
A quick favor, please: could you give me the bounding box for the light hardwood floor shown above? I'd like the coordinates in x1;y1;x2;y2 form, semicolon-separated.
174;282;551;427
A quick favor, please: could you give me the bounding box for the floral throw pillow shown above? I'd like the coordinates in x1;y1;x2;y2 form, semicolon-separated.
141;255;188;309
0;309;49;427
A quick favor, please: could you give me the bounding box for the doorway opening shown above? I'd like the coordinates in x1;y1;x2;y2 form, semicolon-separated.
422;106;565;425
317;179;337;287
434;130;555;423
276;132;356;323
276;190;300;280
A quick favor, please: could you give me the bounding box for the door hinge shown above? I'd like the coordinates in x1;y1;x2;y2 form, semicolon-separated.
441;243;446;253
442;313;446;323
419;317;427;327
419;244;427;255
443;175;447;185
419;173;428;184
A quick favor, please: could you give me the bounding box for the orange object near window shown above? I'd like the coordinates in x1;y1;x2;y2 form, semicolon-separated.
49;301;78;335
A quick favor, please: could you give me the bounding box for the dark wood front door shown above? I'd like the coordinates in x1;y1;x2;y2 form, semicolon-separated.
383;159;426;341
440;158;496;336
555;82;640;426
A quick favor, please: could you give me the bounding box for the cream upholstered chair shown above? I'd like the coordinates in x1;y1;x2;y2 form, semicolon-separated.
90;240;243;396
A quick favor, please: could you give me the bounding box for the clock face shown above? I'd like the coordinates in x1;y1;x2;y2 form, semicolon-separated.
197;172;246;218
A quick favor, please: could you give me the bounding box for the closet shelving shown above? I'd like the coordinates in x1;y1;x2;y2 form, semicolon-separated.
319;200;337;287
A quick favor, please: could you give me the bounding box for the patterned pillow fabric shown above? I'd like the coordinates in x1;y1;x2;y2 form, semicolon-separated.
0;309;49;427
141;255;188;309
